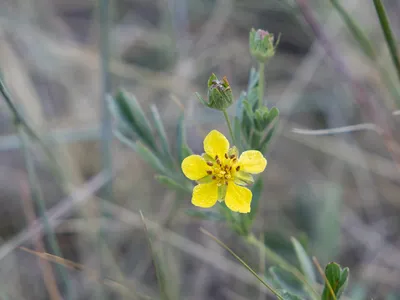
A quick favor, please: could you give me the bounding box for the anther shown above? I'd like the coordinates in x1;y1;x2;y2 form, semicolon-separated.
230;154;235;159
216;159;221;165
212;176;216;180
224;153;228;159
207;161;213;166
215;155;219;159
207;170;212;175
236;166;240;171
225;182;229;185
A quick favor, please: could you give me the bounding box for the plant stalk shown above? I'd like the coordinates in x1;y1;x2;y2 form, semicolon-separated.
373;0;400;83
223;109;236;145
258;62;265;108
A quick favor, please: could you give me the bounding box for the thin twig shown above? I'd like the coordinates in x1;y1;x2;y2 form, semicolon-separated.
17;125;72;299
19;179;62;300
292;123;381;135
295;0;400;174
19;247;151;299
312;257;337;300
200;228;284;300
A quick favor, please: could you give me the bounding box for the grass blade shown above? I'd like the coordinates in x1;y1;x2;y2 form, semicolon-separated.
373;0;400;83
329;0;376;60
200;228;284;300
140;211;172;300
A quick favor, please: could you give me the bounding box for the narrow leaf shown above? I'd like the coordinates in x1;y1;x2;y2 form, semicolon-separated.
150;104;172;160
115;90;156;150
115;130;168;174
290;237;316;286
201;228;285;300
177;113;193;162
155;175;192;193
269;267;305;296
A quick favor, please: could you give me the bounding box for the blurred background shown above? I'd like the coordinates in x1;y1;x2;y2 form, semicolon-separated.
0;0;400;299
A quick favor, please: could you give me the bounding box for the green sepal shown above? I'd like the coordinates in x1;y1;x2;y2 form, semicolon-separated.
205;73;234;111
233;171;254;186
196;175;214;184
202;153;215;162
218;184;227;201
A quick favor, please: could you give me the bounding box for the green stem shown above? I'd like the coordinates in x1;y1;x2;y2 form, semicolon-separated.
329;0;376;60
223;109;236;144
246;234;319;300
17;125;72;299
373;0;400;84
258;62;265;108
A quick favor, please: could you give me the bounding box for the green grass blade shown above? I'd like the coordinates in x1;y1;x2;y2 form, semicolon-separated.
201;228;285;300
329;0;376;60
373;0;400;83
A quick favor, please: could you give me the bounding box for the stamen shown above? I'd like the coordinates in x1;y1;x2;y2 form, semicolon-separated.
207;170;212;175
215;155;219;159
224;153;228;159
212;176;216;180
236;166;240;171
207;161;213;166
232;158;237;163
216;159;221;165
225;182;228;185
230;154;235;159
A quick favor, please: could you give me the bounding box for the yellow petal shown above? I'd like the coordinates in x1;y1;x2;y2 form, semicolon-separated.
203;130;229;159
181;155;210;180
192;182;219;208
225;183;252;213
238;150;267;174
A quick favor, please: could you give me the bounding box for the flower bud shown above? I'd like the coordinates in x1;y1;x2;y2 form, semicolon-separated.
205;73;234;110
249;28;280;63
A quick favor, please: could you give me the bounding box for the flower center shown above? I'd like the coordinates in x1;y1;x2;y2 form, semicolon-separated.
207;153;240;186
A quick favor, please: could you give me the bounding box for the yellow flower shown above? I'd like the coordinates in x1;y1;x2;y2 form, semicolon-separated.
181;130;267;213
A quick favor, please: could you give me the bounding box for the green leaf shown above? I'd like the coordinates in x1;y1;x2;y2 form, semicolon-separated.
115;90;156;150
278;290;303;300
260;123;277;153
150;104;172;161
177;113;193;162
322;262;350;300
269;267;305;297
266;107;279;124
337;267;349;299
115;130;168;175
247;67;259;94
290;237;316;286
186;209;225;221
155;175;192;193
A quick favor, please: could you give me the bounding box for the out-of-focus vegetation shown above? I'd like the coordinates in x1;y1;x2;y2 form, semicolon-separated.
1;0;400;299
